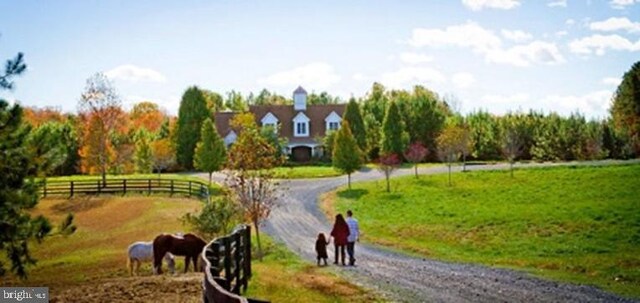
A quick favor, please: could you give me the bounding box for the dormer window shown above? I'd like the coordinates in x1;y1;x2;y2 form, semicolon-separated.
293;112;310;137
324;111;342;133
261;112;279;133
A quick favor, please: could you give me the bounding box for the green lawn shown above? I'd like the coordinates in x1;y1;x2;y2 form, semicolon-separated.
326;163;640;298
272;165;343;179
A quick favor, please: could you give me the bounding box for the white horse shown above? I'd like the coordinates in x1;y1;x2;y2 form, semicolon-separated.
127;241;175;276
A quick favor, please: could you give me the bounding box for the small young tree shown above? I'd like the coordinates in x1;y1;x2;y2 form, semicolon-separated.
225;113;283;260
332;120;363;189
437;125;463;186
404;142;428;178
194;118;227;185
502;126;523;178
182;191;241;239
378;153;401;192
151;138;175;179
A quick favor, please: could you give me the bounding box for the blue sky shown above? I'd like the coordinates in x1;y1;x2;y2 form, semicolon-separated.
0;0;638;119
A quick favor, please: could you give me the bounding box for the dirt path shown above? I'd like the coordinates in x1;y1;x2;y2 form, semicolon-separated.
198;161;638;303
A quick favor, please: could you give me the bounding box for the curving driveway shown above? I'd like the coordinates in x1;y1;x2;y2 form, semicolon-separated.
198;161;638;303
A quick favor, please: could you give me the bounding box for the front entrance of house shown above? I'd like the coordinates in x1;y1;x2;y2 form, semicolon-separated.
291;146;312;162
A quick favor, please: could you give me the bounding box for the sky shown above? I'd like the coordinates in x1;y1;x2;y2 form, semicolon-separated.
0;0;638;119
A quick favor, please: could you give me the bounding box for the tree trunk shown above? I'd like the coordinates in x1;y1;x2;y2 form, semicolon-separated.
448;162;452;186
414;164;418;179
348;173;351;189
463;154;466;172
254;220;263;261
510;161;514;178
208;172;212;186
386;172;390;192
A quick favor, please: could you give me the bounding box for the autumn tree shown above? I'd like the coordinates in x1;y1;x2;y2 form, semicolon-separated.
611;60;640;156
225;113;283;259
176;86;211;170
437;124;464;186
23;106;66;127
378;153;401;192
333;120;363;189
194;118;227;185
343;98;367;151
182;190;241;239
151;139;175;178
78;73;123;184
380;101;409;157
130;101;165;133
404;142;428;178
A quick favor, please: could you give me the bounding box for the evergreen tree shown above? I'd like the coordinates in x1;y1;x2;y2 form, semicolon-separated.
176;86;210;169
380;101;409;157
194;118;227;185
26;122;68;178
343;98;367;151
333;120;362;189
611;60;640;156
0;100;52;278
134;130;153;173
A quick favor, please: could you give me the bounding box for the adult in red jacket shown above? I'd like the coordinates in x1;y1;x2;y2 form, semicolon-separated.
330;214;350;266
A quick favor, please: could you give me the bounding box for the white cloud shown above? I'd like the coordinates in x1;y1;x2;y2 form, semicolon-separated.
501;29;533;42
452;72;476;89
410;21;564;67
609;0;639;9
485;41;565;66
461;0;521;11
547;0;567;7
258;62;341;89
569;34;640;55
556;31;569;37
105;65;166;83
381;67;446;89
399;52;434;64
589;17;640;33
353;73;366;81
541;90;613;118
409;21;501;52
566;19;576;26
602;77;622;86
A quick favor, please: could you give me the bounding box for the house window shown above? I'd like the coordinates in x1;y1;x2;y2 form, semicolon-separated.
328;122;339;131
296;122;307;135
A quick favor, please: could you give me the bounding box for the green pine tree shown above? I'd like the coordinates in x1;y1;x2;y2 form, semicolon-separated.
343;98;367;152
194;118;227;185
176;86;211;170
611;60;640;156
380;101;409;157
332;120;362;189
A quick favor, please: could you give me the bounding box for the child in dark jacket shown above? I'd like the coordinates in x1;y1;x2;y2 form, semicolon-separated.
315;233;329;266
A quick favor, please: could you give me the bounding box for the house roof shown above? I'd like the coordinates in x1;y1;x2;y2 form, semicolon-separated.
214;104;346;143
293;86;307;95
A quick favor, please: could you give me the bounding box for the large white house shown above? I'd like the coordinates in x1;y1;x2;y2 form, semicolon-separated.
214;86;346;161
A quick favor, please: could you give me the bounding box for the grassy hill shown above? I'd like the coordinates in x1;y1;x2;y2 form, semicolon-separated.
325;163;640;298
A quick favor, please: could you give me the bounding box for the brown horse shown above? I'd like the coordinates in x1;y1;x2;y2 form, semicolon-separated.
153;233;206;274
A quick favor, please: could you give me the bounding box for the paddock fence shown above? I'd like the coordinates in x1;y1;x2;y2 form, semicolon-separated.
202;224;268;303
38;178;210;200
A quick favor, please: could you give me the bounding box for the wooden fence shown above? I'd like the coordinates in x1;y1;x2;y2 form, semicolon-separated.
39;178;210;200
202;225;269;303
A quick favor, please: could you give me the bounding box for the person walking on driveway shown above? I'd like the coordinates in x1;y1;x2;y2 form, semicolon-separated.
330;213;350;266
346;210;360;266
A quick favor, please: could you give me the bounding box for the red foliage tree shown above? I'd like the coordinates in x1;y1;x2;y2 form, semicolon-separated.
378;153;401;192
404;142;428;178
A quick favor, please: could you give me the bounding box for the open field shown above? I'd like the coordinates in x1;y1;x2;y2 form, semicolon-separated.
325;163;640;298
1;196;379;302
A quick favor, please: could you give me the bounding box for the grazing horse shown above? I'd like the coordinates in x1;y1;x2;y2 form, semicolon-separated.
127;241;175;276
153;233;206;274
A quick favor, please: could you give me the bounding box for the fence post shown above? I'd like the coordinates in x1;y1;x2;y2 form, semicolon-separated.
170;180;174;196
211;241;220;277
223;236;232;284
233;231;242;294
70;181;74;198
97;180;101;195
245;225;252;280
189;181;192;197
43;179;47;198
148;179;151;195
123;179;127;196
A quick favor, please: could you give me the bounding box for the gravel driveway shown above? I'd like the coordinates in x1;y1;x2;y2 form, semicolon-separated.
199;161;638;303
